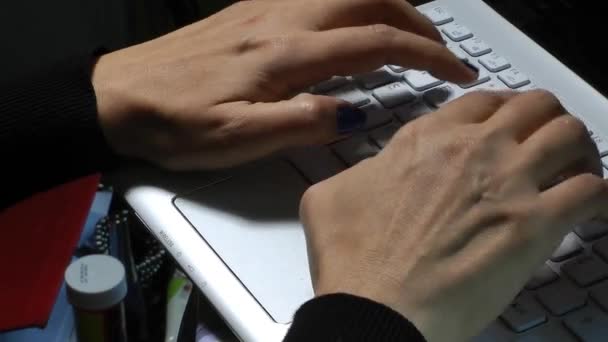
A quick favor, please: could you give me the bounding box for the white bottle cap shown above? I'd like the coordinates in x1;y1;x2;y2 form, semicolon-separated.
65;254;127;311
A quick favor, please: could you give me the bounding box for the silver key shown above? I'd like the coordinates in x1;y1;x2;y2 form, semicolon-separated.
460;38;492;57
441;22;473;42
447;44;469;61
589;281;608;311
551;233;583;262
498;68;531;89
563;306;608;342
459;68;491;89
500;294;546;332
562;255;608;287
517;322;577;342
355;69;395;90
328;85;370;107
387;65;407;73
575;220;608;242
423;85;458;108
288;146;345;184
360;103;394;130
314;76;349;93
479;53;511;72
472;322;515;342
332;135;379;166
372;82;415;108
403;70;444;91
422;7;453;25
536;281;586;316
370;122;401;148
394;101;432;123
525;264;558;290
593;237;608;262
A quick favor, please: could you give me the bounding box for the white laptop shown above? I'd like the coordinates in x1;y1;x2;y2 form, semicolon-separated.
116;0;608;341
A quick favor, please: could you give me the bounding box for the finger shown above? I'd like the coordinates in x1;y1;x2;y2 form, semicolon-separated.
306;0;442;43
273;25;475;90
540;174;608;233
517;115;602;186
213;94;366;158
486;90;566;142
429;91;516;124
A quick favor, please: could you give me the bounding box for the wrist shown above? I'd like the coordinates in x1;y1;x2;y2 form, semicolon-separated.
91;52;141;158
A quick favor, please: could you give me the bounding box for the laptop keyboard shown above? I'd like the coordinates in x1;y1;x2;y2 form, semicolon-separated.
287;5;608;342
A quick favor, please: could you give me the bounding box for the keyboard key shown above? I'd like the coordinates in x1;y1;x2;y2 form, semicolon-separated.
441;22;473;42
518;83;538;92
575;220;608;242
288;146;345;184
517;322;576;342
423;85;458;108
355;69;395;90
525;264;558;290
314;76;349;93
403;70;444;91
551;233;583;262
370;122;401;148
593;237;608;262
332;135;379;166
328;85;370;107
422;7;453;25
500;294;546;332
472;321;515;342
459;69;491;89
562;255;608;287
360;103;394;130
372;82;416;108
563;306;608;342
394;101;432;123
536;281;586;316
387;65;407;73
447;44;469;61
498;68;531;89
460;38;492;57
590;281;608;311
479;53;511;72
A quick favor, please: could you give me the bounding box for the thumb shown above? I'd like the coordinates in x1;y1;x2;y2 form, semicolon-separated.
240;93;368;149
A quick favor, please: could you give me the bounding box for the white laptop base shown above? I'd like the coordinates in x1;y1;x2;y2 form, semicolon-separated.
119;0;608;341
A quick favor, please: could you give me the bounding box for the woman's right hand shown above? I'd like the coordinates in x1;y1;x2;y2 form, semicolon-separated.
300;90;608;342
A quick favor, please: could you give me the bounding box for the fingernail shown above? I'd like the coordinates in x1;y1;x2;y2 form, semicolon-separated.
463;60;479;80
337;105;367;135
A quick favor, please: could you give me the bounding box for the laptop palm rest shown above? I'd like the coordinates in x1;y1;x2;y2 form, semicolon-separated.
173;160;314;323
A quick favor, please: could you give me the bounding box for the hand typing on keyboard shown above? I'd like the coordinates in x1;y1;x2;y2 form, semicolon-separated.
91;0;474;170
300;90;608;342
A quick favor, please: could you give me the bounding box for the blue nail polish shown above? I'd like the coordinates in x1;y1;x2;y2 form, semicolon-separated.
337;106;367;134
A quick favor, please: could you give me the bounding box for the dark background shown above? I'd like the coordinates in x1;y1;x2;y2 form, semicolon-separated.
0;0;604;94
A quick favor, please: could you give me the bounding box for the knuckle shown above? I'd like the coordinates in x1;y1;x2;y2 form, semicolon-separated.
528;89;564;110
293;94;326;128
561;116;589;142
504;204;538;241
368;24;397;43
578;173;606;194
300;184;321;216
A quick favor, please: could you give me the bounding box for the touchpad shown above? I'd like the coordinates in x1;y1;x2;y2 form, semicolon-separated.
173;160;314;323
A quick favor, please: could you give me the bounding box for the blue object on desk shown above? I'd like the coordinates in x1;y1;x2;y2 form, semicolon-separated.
0;191;112;342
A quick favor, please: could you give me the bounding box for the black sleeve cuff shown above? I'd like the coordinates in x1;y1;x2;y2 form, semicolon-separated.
284;294;427;342
0;51;119;209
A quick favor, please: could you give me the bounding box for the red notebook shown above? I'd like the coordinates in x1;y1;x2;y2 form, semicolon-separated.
0;174;100;331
